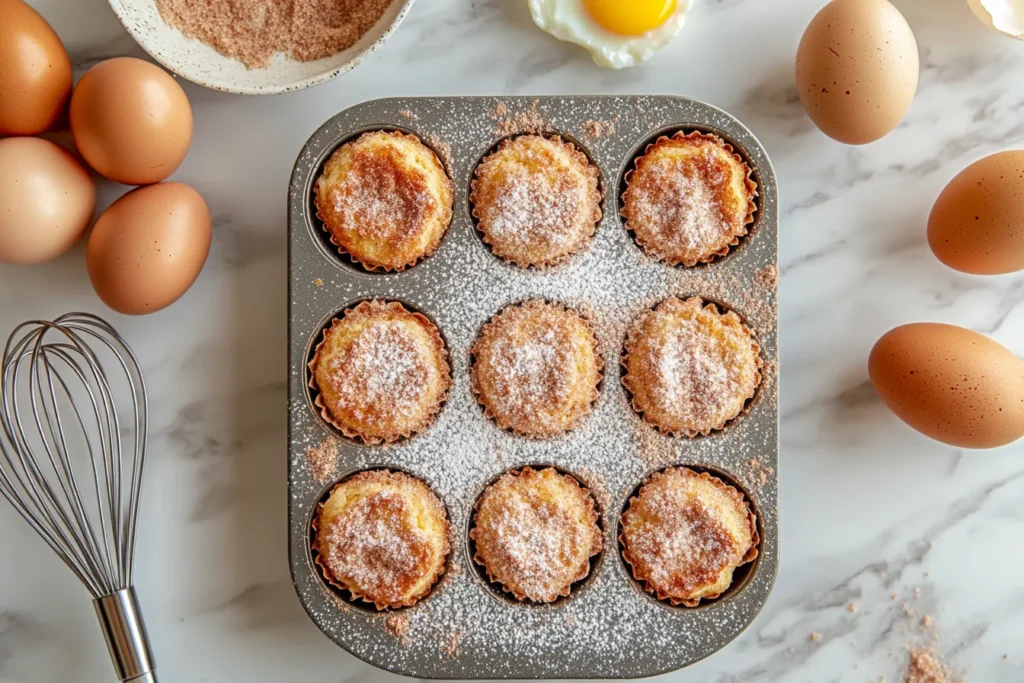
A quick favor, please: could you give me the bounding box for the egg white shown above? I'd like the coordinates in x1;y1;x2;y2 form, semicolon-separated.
529;0;693;70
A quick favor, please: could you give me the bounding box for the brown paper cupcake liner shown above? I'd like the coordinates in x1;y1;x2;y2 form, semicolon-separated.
308;299;451;445
469;466;602;603
620;130;758;268
619;467;759;608
312;470;451;611
470;134;603;269
313;130;454;273
621;297;763;438
469;299;604;440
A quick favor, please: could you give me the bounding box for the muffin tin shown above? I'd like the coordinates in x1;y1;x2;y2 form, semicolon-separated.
288;95;779;679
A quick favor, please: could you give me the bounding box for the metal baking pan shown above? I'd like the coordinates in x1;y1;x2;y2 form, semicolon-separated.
287;95;779;679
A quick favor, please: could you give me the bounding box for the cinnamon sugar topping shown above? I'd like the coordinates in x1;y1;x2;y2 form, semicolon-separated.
315;470;449;610
314;131;453;272
471;301;602;438
620;467;758;607
155;0;393;70
623;297;761;437
471;467;602;603
622;131;757;267
310;300;450;444
471;135;602;268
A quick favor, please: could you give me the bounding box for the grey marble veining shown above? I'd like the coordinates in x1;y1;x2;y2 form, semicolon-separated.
0;1;1022;682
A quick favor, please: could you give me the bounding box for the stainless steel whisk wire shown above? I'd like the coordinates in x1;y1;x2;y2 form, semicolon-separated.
0;312;158;683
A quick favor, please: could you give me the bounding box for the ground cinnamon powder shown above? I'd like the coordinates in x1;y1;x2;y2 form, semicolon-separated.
156;0;393;69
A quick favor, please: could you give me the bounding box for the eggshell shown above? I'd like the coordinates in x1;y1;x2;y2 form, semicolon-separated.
87;182;211;315
70;57;193;186
967;0;1024;39
0;137;95;265
796;0;919;145
927;150;1024;275
869;323;1024;449
0;0;73;135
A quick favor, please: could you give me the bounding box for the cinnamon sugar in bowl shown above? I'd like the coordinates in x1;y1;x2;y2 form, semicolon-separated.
107;0;416;94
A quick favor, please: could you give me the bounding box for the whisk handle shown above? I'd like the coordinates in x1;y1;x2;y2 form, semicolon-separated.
94;588;158;682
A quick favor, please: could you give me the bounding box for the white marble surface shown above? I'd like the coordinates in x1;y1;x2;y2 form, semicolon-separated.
1;1;1023;681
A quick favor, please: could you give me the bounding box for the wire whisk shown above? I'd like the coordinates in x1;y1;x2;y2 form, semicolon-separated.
0;312;158;683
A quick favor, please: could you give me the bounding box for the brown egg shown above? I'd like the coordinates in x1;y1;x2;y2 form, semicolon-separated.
70;57;193;186
927;150;1024;275
0;137;95;265
0;0;72;135
869;323;1024;449
87;182;211;315
796;0;919;145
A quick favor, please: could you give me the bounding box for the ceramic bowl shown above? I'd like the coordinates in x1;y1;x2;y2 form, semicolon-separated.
106;0;417;95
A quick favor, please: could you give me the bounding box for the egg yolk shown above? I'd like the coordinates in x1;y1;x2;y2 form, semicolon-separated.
583;0;677;36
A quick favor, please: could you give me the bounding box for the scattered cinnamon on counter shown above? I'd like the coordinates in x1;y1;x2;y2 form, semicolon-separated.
906;648;956;683
155;0;393;69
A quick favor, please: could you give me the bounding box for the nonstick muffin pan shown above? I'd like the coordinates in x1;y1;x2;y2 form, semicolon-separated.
288;95;779;679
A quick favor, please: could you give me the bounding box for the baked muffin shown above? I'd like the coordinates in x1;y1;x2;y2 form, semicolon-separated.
309;300;450;444
470;467;602;603
471;300;602;438
471;135;602;268
314;131;454;271
620;467;758;607
314;470;450;610
622;297;760;437
621;131;757;267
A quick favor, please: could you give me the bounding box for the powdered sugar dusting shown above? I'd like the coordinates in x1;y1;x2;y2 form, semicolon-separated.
327;324;427;423
621;469;753;604
314;132;452;271
471;468;600;603
289;96;779;678
627;148;729;256
472;136;600;268
312;301;449;443
623;133;755;267
624;298;760;436
472;301;600;437
319;144;432;241
321;487;433;607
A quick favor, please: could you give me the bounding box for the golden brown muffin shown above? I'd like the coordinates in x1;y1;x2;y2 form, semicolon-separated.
470;467;602;603
314;470;450;610
620;467;758;607
471;300;602;438
471;135;602;268
621;131;757;267
314;131;454;271
309;300;450;444
622;297;761;437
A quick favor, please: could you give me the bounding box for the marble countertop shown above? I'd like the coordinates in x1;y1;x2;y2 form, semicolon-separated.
2;1;1022;681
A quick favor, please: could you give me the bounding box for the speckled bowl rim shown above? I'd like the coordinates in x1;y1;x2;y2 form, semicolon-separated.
106;0;417;96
